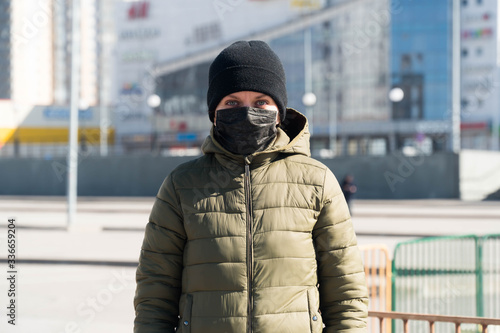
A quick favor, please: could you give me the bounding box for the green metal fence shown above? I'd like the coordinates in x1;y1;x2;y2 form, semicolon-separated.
482;234;500;320
391;234;500;332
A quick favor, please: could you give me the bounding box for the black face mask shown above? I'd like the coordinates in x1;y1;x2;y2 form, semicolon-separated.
213;106;278;156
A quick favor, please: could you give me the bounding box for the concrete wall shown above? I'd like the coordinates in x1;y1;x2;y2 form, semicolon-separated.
1;156;193;197
460;150;500;201
322;152;459;199
0;152;460;199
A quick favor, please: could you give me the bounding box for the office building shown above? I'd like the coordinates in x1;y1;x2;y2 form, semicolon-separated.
116;0;490;156
0;0;11;99
390;0;457;154
0;0;116;157
460;0;500;150
114;0;394;155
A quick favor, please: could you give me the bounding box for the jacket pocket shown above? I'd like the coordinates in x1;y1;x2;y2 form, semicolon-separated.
178;294;193;333
307;288;323;333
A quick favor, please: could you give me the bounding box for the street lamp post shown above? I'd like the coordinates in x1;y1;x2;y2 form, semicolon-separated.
147;94;161;109
147;94;161;153
302;92;317;135
303;27;315;136
389;87;404;103
67;0;81;228
389;87;405;152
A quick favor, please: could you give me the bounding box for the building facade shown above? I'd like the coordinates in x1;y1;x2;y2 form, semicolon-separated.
116;0;487;156
2;0;498;158
390;0;456;154
0;0;11;99
0;0;116;157
112;0;319;154
113;0;395;156
460;0;500;150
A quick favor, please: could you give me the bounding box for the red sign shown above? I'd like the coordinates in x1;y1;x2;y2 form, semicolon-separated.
461;122;487;131
128;1;149;20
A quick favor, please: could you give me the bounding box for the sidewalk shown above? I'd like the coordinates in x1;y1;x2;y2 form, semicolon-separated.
0;196;499;333
1;196;499;263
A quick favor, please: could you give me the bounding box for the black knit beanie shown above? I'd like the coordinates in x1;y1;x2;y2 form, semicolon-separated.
207;40;287;122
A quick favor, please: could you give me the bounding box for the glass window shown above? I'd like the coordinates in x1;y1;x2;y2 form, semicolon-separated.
0;0;10;99
391;0;452;121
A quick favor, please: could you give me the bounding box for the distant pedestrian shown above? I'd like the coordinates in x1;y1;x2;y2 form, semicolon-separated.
134;40;368;332
342;174;357;213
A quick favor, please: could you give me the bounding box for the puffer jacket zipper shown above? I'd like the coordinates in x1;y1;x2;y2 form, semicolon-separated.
244;162;253;333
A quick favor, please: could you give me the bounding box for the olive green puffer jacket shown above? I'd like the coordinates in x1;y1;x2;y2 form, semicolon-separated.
134;109;368;332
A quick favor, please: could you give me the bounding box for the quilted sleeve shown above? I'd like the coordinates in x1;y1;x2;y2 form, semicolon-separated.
134;173;186;333
312;168;368;333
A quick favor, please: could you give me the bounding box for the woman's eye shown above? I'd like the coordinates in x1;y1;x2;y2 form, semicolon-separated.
256;100;268;106
226;100;238;106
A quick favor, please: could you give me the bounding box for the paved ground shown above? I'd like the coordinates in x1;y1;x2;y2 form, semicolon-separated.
0;196;499;332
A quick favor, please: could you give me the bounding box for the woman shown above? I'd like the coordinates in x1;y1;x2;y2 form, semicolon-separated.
134;40;368;332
